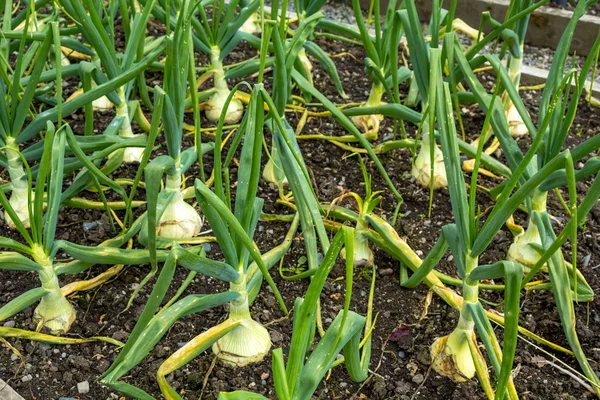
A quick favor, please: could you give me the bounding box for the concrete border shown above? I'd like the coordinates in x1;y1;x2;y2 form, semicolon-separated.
0;378;25;400
358;0;600;56
520;64;600;97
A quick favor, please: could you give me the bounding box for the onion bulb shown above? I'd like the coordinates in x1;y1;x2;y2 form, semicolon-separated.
205;89;244;124
212;318;271;367
506;102;528;136
32;247;76;335
239;11;261;34
352;82;384;134
431;328;476;382
155;196;203;239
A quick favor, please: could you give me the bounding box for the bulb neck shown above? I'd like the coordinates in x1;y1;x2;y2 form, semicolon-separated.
366;81;383;107
5;138;27;191
211;47;228;92
531;190;547;213
460;254;480;327
165;162;182;192
116;87;133;138
229;274;252;321
507;47;524;89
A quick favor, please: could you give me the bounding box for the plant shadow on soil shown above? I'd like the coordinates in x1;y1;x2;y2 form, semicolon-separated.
1;22;600;400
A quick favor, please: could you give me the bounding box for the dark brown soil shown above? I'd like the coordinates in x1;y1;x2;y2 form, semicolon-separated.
1;21;600;400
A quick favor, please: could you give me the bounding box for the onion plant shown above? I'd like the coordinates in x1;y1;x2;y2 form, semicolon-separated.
292;0;348;98
0;18;125;228
99;241;240;398
454;1;600;273
138;3;207;247
260;3;324;189
217;227;374;400
491;0;535;136
0;123;150;334
57;0;159;162
398;1;448;190
347;0;403;134
449;5;600;388
0;124;78;334
194;84;288;366
0;21;55;228
419;31;600;396
145;0;259;124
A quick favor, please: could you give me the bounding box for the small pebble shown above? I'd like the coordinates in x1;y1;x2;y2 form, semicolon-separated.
203;243;212;253
37;343;52;351
3;320;15;328
412;374;424;384
398;351;406;359
22;375;32;382
82;221;100;232
378;268;394;276
77;381;90;394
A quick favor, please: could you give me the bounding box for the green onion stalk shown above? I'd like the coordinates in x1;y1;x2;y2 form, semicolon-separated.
504;47;528;136
4;138;30;228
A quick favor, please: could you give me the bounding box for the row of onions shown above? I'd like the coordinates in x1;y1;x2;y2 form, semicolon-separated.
1;0;600;399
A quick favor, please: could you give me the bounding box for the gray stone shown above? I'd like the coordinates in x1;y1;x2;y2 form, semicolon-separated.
3;320;15;328
77;381;90;394
412;374;424;385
